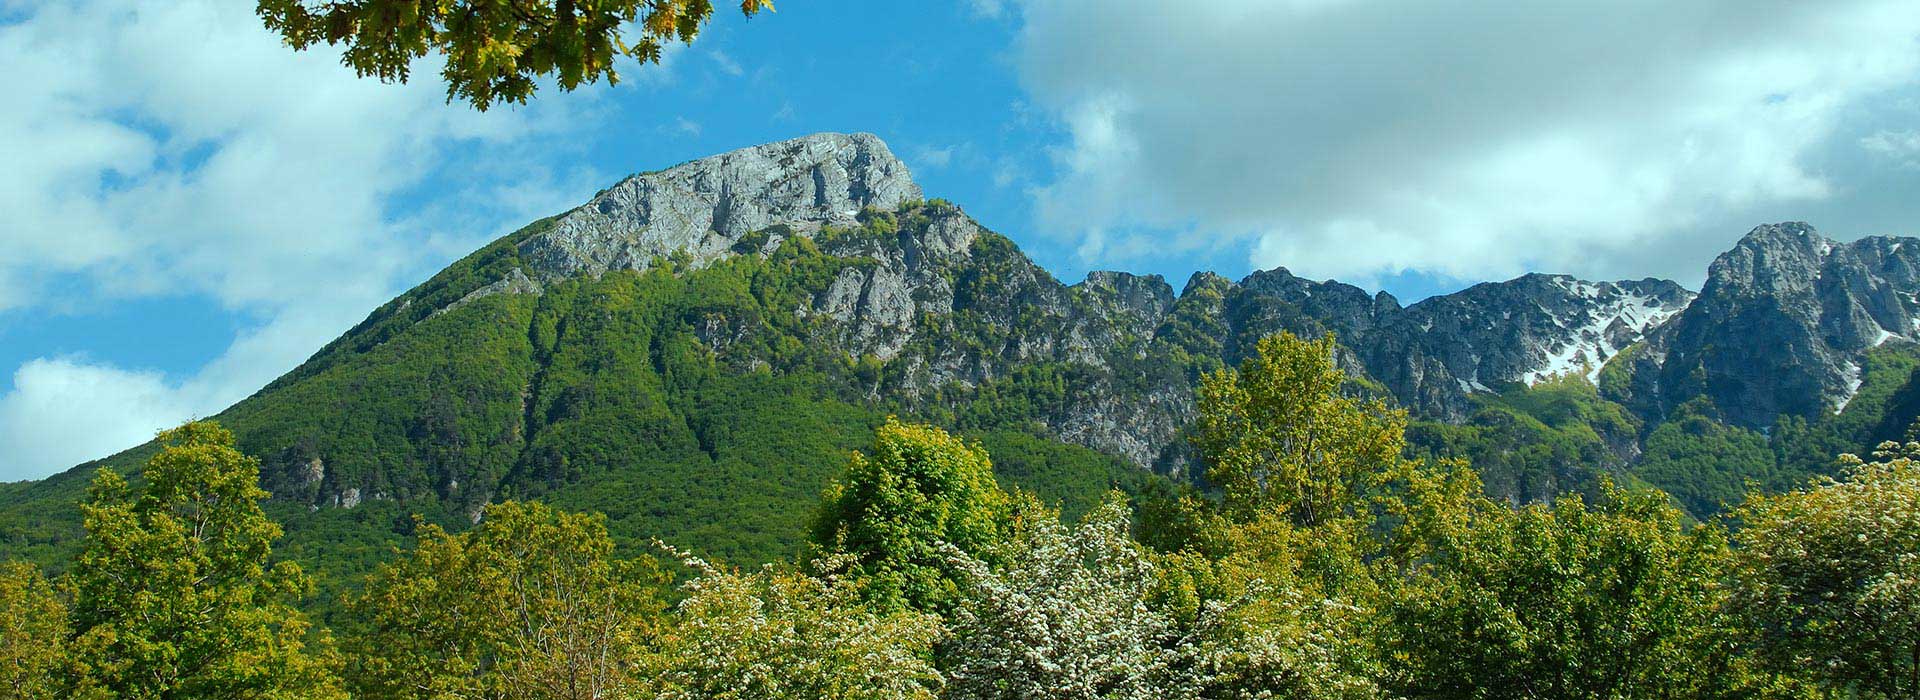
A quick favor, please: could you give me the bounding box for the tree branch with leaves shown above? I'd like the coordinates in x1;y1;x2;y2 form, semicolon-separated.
257;0;776;110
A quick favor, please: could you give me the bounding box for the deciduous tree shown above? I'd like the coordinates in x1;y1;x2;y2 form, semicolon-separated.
346;500;666;700
940;494;1172;700
0;561;66;700
63;421;343;699
1381;482;1742;700
257;0;775;110
1735;439;1920;699
811;418;1011;612
646;549;942;700
1193;331;1405;525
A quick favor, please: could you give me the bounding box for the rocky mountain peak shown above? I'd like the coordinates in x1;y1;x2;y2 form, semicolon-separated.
1078;271;1175;315
1703;222;1833;298
1349;272;1694;418
516;132;921;282
1640;222;1920;426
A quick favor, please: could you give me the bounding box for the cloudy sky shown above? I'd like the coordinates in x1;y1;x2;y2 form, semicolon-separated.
3;0;1919;480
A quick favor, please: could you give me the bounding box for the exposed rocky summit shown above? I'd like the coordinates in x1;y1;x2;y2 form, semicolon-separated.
517;132;920;283
1360;274;1693;419
1617;222;1920;427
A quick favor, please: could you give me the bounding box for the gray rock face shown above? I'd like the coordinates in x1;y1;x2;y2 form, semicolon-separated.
517;132;921;281
1632;223;1920;426
762;202;1701;470
1078;271;1176;340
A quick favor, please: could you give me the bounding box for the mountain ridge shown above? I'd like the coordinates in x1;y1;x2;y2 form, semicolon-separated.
6;131;1920;591
40;133;1920;482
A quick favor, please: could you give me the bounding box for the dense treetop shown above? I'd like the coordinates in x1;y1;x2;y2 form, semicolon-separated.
256;0;775;109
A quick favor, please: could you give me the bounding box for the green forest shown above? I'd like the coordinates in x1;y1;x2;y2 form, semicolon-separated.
4;332;1916;699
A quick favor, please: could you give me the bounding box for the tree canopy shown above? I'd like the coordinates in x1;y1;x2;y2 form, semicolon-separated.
0;562;66;700
1194;331;1406;525
256;0;775;110
1735;438;1920;698
345;500;667;700
810;417;1012;612
62;422;342;699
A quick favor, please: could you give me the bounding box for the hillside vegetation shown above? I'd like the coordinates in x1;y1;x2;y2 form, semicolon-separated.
4;332;1915;698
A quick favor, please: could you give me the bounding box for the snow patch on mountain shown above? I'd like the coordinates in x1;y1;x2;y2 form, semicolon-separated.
1835;360;1865;413
1521;277;1692;385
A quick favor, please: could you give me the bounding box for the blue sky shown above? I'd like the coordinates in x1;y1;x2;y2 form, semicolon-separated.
4;0;1920;480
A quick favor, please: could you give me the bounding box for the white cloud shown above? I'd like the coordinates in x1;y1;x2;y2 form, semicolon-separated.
710;49;745;77
0;0;593;310
0;0;603;479
913;145;956;169
676;116;703;136
1007;0;1920;283
0;358;191;480
1862;129;1920;168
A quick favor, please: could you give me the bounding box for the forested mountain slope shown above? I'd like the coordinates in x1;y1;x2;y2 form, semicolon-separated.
4;132;1918;595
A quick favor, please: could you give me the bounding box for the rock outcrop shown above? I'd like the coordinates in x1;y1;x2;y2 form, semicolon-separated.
1622;223;1920;426
518;132;921;282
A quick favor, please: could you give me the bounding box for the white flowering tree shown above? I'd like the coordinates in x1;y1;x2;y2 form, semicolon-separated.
1735;440;1920;698
645;549;945;700
939;494;1385;700
938;496;1172;700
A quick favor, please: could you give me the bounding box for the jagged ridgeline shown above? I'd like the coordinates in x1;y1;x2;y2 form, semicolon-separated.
5;132;1920;592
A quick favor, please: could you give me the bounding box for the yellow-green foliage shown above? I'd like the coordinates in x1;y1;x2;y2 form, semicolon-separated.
0;561;66;700
1735;440;1920;699
63;422;343;699
1194;331;1407;524
345;500;667;700
811;419;1012;612
647;552;943;700
3;374;1916;699
1381;482;1743;699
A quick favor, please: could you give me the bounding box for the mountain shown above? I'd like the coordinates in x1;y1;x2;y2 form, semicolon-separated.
4;132;1919;594
1607;222;1920;426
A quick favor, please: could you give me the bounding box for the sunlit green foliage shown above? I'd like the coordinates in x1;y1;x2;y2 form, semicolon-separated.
257;0;774;110
1149;511;1389;700
811;419;1011;612
939;494;1173;699
1194;331;1406;524
1735;438;1920;699
63;422;343;699
647;550;943;700
0;561;66;700
1;344;1916;698
344;500;667;700
1381;482;1743;700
